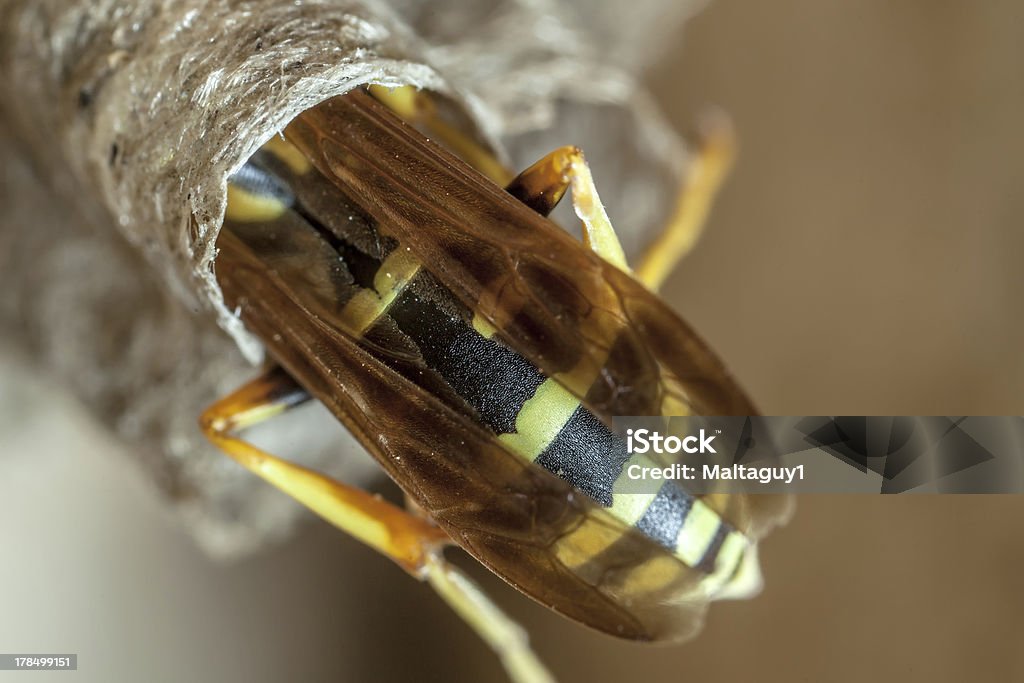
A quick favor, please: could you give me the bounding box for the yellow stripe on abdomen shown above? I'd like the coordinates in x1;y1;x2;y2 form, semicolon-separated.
673;500;723;567
225;184;288;223
498;378;580;460
340;249;423;336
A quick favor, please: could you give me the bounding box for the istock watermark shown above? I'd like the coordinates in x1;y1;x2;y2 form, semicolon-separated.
625;427;718;454
610;416;1024;494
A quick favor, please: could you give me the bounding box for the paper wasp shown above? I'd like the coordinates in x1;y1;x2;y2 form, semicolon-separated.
201;85;789;682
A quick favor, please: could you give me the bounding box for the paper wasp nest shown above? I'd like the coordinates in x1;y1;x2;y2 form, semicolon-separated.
0;0;704;556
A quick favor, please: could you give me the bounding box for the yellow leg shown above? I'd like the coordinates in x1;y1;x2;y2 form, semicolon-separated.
371;84;732;292
635;111;737;292
199;366;554;683
199;365;448;575
505;146;629;273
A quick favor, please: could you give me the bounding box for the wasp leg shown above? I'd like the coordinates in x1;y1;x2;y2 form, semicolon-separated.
199;366;555;683
503;150;571;217
425;555;555;683
506;146;629;273
368;84;513;185
635;111;737;291
199;365;449;575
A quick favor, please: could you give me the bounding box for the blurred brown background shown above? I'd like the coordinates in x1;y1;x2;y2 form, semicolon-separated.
2;1;1023;682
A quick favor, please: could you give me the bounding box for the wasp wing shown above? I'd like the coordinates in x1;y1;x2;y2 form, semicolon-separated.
285;91;756;425
215;222;714;642
281;91;793;538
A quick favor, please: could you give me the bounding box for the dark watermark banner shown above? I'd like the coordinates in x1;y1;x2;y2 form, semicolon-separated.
610;417;1024;494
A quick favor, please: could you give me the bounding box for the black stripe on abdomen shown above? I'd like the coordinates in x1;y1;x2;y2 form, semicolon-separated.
635;483;694;550
386;289;546;434
534;406;631;507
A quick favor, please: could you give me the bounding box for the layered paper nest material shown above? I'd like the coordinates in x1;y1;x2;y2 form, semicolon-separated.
0;0;703;556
